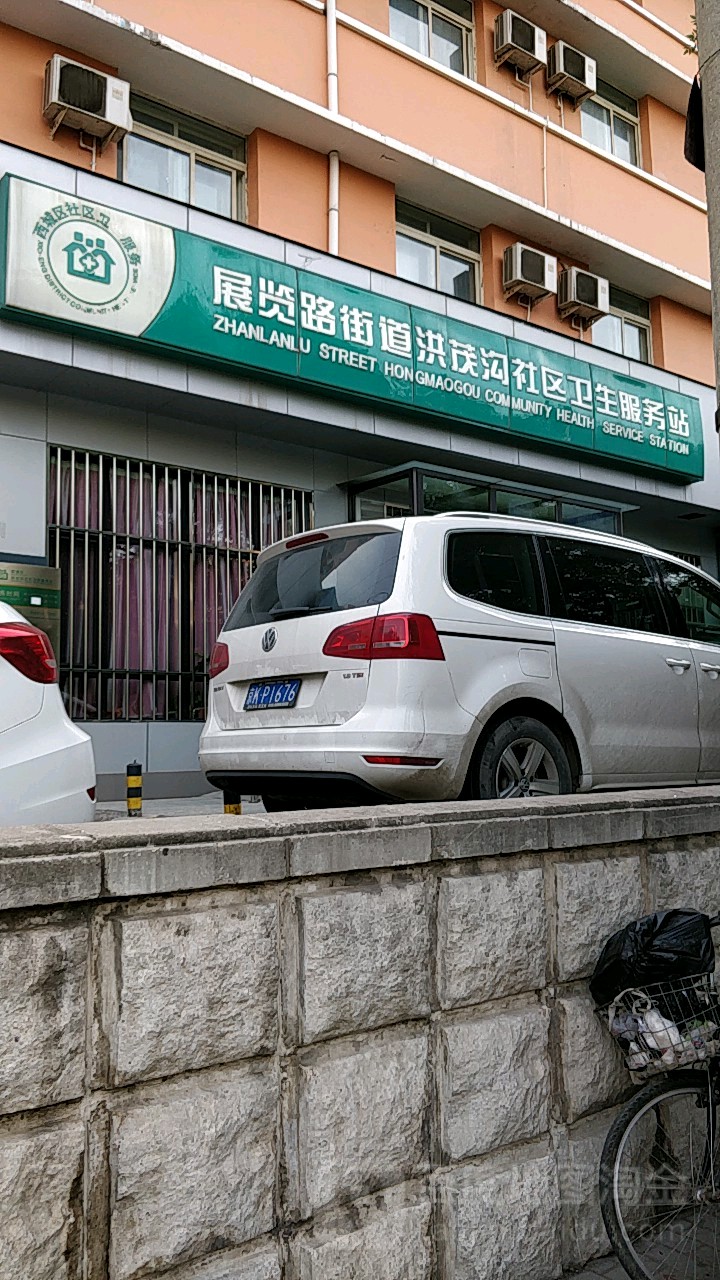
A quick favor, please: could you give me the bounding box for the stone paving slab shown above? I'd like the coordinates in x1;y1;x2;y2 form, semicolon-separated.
568;1259;627;1279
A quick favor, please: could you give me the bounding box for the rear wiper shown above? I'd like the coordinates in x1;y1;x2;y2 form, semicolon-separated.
268;606;333;620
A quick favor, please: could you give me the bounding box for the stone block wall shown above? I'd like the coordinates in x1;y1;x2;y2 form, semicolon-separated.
2;787;720;1280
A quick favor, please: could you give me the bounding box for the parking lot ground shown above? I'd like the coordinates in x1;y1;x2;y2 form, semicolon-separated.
97;793;266;820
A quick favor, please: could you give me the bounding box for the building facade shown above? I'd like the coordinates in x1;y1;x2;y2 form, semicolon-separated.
0;0;714;798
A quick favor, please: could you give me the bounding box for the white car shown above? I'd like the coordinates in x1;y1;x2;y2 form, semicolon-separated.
200;514;720;810
0;601;96;826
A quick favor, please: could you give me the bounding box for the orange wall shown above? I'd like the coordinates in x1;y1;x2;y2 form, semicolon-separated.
0;24;118;177
107;0;326;105
340;25;709;282
339;164;396;273
577;0;695;75
247;132;396;272
650;297;714;385
342;0;389;31
639;96;706;202
545;127;709;280
247;131;328;251
632;0;696;41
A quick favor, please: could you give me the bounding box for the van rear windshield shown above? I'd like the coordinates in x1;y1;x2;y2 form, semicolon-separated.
224;531;402;630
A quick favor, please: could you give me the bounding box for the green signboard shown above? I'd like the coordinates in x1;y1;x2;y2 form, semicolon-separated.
0;174;705;481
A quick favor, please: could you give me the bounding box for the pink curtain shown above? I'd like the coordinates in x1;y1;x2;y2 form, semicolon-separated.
48;453;289;720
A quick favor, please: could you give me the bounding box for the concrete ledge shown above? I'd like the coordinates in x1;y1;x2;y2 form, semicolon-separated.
2;786;720;904
0;853;102;910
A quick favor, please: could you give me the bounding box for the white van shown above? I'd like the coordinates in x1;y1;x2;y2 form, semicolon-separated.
199;514;720;810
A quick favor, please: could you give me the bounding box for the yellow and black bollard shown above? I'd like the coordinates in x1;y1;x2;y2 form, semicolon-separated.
126;761;143;817
223;790;242;816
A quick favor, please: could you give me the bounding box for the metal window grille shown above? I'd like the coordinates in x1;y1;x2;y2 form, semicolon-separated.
47;447;313;722
675;553;703;568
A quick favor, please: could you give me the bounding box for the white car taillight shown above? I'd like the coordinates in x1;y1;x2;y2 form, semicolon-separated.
0;623;58;683
208;641;230;679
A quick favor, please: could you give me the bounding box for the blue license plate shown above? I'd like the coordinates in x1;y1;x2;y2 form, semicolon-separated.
244;678;301;711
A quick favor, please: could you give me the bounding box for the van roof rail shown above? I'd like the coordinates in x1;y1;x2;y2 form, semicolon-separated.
430;511;556;526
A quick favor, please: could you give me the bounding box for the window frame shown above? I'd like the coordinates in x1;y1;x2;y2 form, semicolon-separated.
444;529;547;618
539;535;670;637
389;0;476;80
395;210;482;302
581;86;641;170
593;296;652;364
121;98;247;221
654;557;720;647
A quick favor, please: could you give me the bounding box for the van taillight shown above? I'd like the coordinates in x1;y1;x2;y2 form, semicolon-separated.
0;623;58;683
322;614;445;661
208;641;230;679
323;617;375;659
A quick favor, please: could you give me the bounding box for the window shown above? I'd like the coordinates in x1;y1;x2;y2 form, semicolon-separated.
581;79;640;168
226;532;401;629
396;200;481;301
389;0;474;76
122;96;246;219
47;448;312;721
543;537;665;633
423;475;489;515
495;491;555;523
656;561;720;645
356;476;413;520
593;286;651;363
447;532;543;616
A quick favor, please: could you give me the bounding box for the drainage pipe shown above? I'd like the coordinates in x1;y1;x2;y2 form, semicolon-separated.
326;0;340;253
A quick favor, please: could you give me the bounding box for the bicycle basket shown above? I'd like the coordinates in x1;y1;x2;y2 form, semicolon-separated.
600;972;720;1080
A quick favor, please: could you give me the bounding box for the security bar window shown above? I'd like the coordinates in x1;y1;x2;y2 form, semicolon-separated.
48;448;313;722
389;0;475;77
581;79;640;168
396;199;481;302
122;95;246;220
593;286;651;362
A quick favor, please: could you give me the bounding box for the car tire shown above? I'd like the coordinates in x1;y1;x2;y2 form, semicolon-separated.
472;716;574;800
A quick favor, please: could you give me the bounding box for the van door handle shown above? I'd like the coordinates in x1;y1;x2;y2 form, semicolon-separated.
665;657;691;671
700;663;720;674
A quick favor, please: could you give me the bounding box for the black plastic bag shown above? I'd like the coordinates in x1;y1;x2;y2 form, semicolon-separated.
684;75;705;173
590;909;716;1008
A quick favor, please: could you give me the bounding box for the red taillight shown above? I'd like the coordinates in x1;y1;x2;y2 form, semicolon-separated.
322;613;445;661
364;756;441;766
87;787;96;801
0;623;58;683
323;617;375;659
208;641;230;679
371;613;445;659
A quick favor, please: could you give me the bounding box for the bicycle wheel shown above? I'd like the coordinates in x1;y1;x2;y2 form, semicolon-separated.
599;1069;720;1280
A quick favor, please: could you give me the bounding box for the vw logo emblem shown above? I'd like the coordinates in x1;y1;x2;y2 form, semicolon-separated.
261;627;277;653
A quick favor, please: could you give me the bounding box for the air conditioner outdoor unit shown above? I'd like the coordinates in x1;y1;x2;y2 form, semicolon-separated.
494;10;547;77
503;242;557;302
558;267;610;324
43;55;132;148
547;41;596;104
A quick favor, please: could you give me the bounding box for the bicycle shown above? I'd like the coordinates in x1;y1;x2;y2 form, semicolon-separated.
597;940;720;1280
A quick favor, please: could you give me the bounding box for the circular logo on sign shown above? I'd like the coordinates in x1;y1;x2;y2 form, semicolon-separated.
37;207;140;317
261;627;277;653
